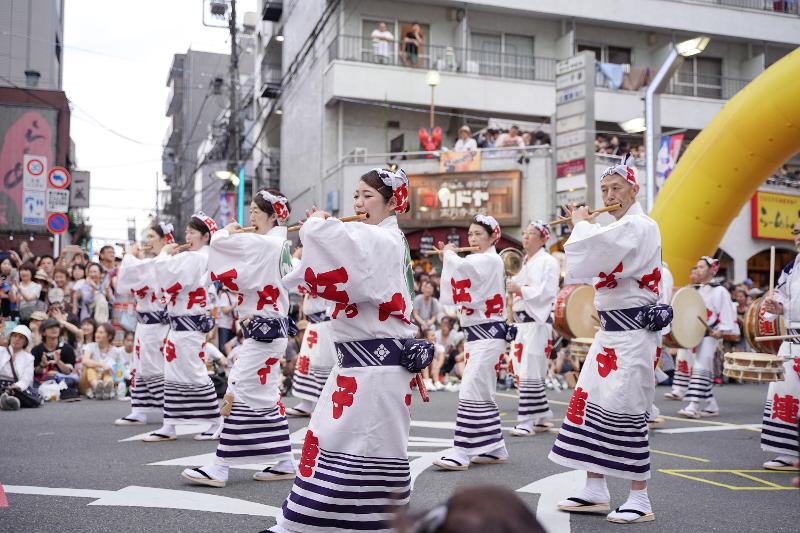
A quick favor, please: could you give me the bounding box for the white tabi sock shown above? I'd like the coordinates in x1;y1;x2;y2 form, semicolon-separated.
198;463;229;481
515;419;534;432
272;458;296;474
293;399;315;413
153;424;176;436
704;397;719;412
614;488;652;514
559;476;609;506
684;401;699;413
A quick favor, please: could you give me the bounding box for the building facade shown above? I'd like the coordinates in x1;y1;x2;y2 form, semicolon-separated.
252;0;800;280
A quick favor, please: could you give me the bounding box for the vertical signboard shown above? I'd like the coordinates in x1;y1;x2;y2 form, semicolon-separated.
554;51;595;212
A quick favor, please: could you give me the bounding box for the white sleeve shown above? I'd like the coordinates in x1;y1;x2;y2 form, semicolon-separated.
116;254;154;294
439;251;500;308
714;288;737;333
520;257;560;312
14;353;34;391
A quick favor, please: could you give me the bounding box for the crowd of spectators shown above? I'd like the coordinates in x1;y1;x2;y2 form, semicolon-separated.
447;124;552;154
765;165;800;188
595;133;645;160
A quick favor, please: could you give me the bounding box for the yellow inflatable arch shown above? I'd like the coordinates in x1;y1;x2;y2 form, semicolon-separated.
651;47;800;285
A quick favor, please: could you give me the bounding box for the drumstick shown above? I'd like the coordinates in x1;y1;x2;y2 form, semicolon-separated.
414;373;430;402
422;246;480;257
696;315;710;331
547;204;622;226
755;333;800;342
769;245;776;295
287;213;367;232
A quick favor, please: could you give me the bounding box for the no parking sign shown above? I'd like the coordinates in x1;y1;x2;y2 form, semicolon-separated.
47;212;69;234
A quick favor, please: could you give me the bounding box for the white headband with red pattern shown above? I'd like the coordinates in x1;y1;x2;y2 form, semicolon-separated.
258;190;290;225
192;211;218;234
158;222;175;244
600;153;637;186
372;167;410;213
528;219;550;241
475;214;501;241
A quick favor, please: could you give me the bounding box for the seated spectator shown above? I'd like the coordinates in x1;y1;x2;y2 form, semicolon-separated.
32;318;79;394
38;255;55;281
431;317;464;390
52;266;72;308
413;280;440;330
454;125;477;152
79;322;124;399
47;295;83;348
396;485;544;533
0;325;40;410
522;131;533;146
547;343;574;390
420;328;443;391
27;310;48;348
76;262;112;321
14;262;41;320
495;125;525;149
1;255;18;318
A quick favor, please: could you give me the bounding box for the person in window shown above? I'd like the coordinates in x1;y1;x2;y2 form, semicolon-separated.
401;23;423;67
454;125;477;152
496;125;525;149
370;22;394;64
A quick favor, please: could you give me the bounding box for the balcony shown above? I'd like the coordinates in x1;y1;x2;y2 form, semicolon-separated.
163;118;181;148
165;82;182;116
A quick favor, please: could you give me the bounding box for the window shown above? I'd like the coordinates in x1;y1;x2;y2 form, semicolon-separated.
674;56;722;99
470;32;536;79
471;32;502;77
399;22;431;68
362;19;397;64
577;44;632;65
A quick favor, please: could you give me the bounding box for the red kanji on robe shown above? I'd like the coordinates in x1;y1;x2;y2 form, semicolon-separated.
654;346;662;370
332;374;358;419
514;343;523;363
451;277;472;304
296;355;310;375
186;287;207;309
164;340;176;362
165;282;183;306
278;401;286;417
298;430;319;477
484;293;504;318
306;330;318;350
566;387;589;425
332;302;358;319
135;340;141;359
771;394;799;424
638;267;661;295
378;292;411;323
596;347;618;378
794;358;800;377
257;357;280;385
256;284;280;311
595;261;623;290
133;286;150;300
211;268;239;292
304;266;349;303
677;360;690;374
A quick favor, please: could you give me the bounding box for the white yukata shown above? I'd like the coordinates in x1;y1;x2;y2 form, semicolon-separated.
549;202;662;481
273;215;418;533
440;246;508;460
761;255;800;460
117;254;169;417
206;226;294;467
292;294;335;406
509;248;560;429
154;247;221;425
649;263;674;422
682;283;736;411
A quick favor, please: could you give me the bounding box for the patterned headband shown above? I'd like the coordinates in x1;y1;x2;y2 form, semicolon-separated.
372;167;409;213
527;219;550;241
474;214;501;240
192;211;218;234
600;152;637;186
158;222;175;244
700;256;719;270
258;190;290;224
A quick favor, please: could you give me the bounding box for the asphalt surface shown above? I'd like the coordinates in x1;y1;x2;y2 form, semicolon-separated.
1;382;798;533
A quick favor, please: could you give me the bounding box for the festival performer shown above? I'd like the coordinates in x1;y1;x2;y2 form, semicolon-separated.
285;291;335;417
433;214;513;471
114;222;173;426
678;257;736;419
549;154;670;524
506;220;560;437
648;261;673;427
181;190;297;487
664;346;692;400
143;212;221;442
270;168;433;533
760;220;800;472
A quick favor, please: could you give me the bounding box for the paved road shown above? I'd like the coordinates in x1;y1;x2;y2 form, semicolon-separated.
1;383;797;532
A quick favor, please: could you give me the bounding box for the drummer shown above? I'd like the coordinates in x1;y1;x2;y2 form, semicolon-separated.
760;220;800;472
678;257;736;419
506;220;560;437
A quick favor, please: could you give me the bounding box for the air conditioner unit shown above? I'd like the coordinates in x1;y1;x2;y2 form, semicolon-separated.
349;147;367;163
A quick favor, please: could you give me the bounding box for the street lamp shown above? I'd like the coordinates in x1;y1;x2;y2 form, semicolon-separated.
645;36;709;211
426;70;440;131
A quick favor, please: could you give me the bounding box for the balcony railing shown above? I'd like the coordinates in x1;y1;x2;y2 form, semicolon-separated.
329;34;557;83
665;71;751;100
682;0;799;15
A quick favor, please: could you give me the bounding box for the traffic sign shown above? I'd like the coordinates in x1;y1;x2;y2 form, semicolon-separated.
48;166;70;189
22;190;46;225
47;212;69;234
46;188;70;213
23;154;48;191
70;170;90;208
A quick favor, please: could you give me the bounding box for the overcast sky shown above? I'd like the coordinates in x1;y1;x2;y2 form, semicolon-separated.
63;0;256;250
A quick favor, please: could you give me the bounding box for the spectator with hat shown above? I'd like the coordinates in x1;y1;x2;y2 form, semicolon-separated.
454;126;478;153
0;325;40;410
27;310;49;348
31;318;79;394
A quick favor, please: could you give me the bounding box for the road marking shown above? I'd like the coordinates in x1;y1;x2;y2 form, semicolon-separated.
657;415;762;432
517;470;584;533
658;469;799;491
657;424;762;434
650;449;709;463
3;485;282;516
0;484;8;507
